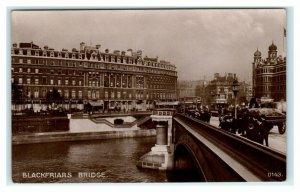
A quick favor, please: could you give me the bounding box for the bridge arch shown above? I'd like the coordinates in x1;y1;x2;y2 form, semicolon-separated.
173;133;245;182
173;134;214;182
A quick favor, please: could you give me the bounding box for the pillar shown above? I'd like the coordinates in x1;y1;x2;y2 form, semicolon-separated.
156;122;168;145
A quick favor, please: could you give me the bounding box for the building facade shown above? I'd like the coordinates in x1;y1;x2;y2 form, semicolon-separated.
252;42;286;102
177;80;207;98
206;73;236;106
11;42;177;112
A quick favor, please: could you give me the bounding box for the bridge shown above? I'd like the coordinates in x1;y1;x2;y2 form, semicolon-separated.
137;110;286;182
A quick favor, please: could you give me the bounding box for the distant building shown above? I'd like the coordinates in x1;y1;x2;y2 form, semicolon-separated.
205;73;237;106
177;80;207;98
238;81;252;105
11;42;178;112
252;42;286;101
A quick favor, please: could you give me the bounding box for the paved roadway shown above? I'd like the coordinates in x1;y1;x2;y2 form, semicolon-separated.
209;116;287;154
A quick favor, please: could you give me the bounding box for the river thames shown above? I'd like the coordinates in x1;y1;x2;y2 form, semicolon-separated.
12;137;170;183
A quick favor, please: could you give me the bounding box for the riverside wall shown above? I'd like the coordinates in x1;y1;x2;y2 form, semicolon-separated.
12;129;156;145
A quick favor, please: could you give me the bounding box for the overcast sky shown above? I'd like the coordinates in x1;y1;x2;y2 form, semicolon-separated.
11;9;286;82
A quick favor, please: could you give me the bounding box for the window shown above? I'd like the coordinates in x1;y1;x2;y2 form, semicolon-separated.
58;80;61;85
27;68;31;73
34;90;39;98
64;90;69;98
18;78;23;84
88;91;91;99
42;90;47;97
72;90;76;98
27;78;31;84
79;80;82;86
117;92;121;99
27;59;31;64
35;68;39;73
50;79;54;85
19;68;23;73
19;58;23;63
105;91;108;99
35;79;39;85
72;80;76;86
78;91;82;98
111;91;115;99
65;79;69;85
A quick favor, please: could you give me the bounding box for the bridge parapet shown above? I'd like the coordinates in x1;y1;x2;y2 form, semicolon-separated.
173;114;286;181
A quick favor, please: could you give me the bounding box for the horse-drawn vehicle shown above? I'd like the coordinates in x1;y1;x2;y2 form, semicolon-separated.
219;106;286;146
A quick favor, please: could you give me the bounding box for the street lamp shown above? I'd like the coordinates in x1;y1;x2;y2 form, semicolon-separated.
232;78;239;119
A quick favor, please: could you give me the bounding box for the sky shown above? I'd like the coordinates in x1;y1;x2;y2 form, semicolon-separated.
11;9;286;82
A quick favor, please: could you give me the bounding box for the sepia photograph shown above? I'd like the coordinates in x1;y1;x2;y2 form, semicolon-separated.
11;9;287;183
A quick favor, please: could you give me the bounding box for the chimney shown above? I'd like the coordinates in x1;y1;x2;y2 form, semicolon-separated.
113;50;120;55
214;73;220;79
80;42;85;51
127;49;133;56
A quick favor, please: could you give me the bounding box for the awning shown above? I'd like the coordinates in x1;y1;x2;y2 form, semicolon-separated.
89;100;104;107
216;99;227;104
156;101;180;106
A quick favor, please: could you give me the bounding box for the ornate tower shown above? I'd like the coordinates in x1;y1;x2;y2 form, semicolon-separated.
252;49;261;97
268;42;277;61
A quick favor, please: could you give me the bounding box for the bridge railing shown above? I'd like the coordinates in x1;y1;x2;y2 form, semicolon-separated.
173;114;286;182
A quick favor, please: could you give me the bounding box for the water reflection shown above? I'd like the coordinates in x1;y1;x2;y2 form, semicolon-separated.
12;137;170;183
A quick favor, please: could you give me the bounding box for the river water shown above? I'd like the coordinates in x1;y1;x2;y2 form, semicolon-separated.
12;137;170;183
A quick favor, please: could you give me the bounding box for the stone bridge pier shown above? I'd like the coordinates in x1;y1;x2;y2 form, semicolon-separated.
136;109;175;170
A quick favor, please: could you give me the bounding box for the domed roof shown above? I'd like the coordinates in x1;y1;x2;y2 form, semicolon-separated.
269;42;277;51
254;49;261;57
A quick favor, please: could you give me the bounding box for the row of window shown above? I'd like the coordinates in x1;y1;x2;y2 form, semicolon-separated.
14;76;175;91
256;66;286;74
12;57;177;75
256;85;286;92
16;77;83;86
256;74;286;83
25;88;176;100
12;49;176;70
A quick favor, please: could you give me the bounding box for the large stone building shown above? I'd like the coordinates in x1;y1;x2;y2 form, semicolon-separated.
252;42;286;102
11;42;177;112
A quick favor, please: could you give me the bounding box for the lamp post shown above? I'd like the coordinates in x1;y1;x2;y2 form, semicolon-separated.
232;78;239;119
